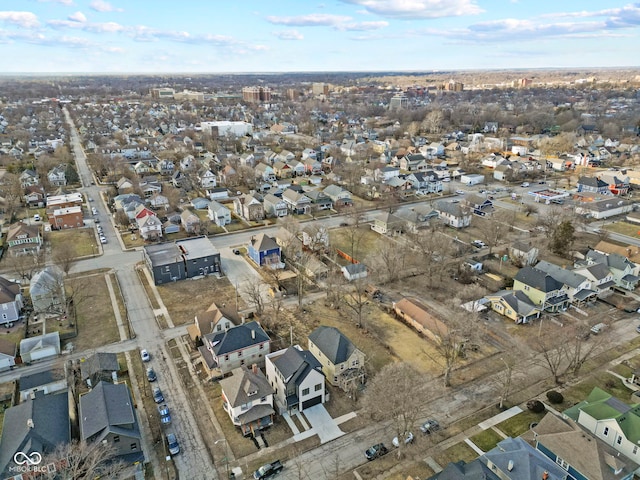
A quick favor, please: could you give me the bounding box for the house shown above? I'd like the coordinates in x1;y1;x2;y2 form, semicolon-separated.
273;160;293;178
187;301;239;346
49;205;84;229
6;221;42;256
305;189;333;211
371;212;405;235
79;382;143;463
255;163;276;182
509;241;539;266
598;172;630;196
198;168;217;188
199;321;270;377
19;169;39;187
247;233;284;269
157;158;175;176
282;188;312;215
24;185;46;208
577;176;610;195
463;194;493;216
116;177;134;192
434;200;471;228
584;250;640;291
265;345;326;414
427;459;499;480
513;266;570;312
263;193;288;218
139;178;162;198
0;337;16;371
19;369;67;401
148;193;169;210
537;407;638;480
480;437;574;480
0;277;23;327
575;199;634;220
0;391;70;478
30;266;65;315
219;365;275;436
208;187;230;201
80;352;120;387
20;332;61;363
395;207;439;233
207;200;231;226
144;236;221;285
342;263;367;281
376;166;400;183
484;290;541;324
323;184;353;207
564;387;640;470
303;158;323;175
137;214;163;241
234;193;265;222
407;171;443;194
535;260;597;305
180;208;201;233
308;326;365;388
393;297;449;342
47;164;67;186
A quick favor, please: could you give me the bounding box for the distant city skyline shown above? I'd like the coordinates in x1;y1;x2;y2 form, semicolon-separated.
1;1;639;74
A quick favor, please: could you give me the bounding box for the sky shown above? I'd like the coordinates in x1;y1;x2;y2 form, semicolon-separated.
1;0;639;74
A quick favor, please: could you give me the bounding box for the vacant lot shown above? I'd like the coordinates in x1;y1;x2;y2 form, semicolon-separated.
329;226;380;259
66;272;121;350
47;228;97;257
157;276;247;326
604;221;640;238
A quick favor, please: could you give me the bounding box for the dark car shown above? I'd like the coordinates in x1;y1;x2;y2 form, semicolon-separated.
365;443;388;460
153;387;164;404
420;419;441;434
146;367;157;382
166;433;180;455
233;248;241;255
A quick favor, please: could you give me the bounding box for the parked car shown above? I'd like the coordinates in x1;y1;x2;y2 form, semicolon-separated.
365;443;388;460
590;323;606;335
471;240;487;249
153;387;164;403
253;460;284;479
455;190;466;195
420;419;440;434
33;214;41;222
233;248;240;255
100;237;107;244
140;349;150;362
392;431;414;447
146;367;157;382
520;182;530;188
166;433;180;455
158;404;171;424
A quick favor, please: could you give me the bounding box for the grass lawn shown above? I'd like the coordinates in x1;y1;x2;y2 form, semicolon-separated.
208;225;226;235
329;226;380;259
469;429;503;453
561;372;632;407
47;228;97;257
68;273;121;350
226;221;250;232
611;363;634;378
603;221;640;238
157;276;246;326
496;410;546;438
433;442;478;467
165;230;192;242
121;231;145;249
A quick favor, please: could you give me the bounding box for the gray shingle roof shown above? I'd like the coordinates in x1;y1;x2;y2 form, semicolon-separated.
79;381;138;441
219;365;274;408
272;346;321;385
0;391;70;477
514;266;563;292
535;260;588;289
205;321;269;356
80;352;119;380
308;326;358;365
481;437;567;480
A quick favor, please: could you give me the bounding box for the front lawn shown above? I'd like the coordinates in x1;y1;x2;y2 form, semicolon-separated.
496;410;546;438
469;429;503;452
47;228;97;257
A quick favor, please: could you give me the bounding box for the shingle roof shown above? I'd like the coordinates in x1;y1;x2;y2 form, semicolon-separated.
80;352;119;380
271;346;321;385
0;277;20;304
205;321;269;356
308;326;359;365
219;365;274;408
251;233;279;252
79;381;138;441
535;260;588;289
481;437;567;480
514;266;563;292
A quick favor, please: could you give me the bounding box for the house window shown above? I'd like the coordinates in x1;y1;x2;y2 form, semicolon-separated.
302;388;310;396
240;360;245;366
315;384;322;392
131;443;137;450
617;435;623;445
524;285;530;291
113;436;120;443
259;344;264;350
1;314;6;320
217;325;222;331
604;427;609;436
238;351;242;357
224;355;229;361
556;457;568;470
633;446;638;455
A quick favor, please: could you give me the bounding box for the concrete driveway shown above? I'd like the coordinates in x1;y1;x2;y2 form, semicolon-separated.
217;246;270;307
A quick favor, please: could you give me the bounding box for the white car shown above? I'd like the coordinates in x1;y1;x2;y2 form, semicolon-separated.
455;190;466;195
392;431;414;447
472;240;487;248
140;349;150;362
100;237;107;244
520;182;530;188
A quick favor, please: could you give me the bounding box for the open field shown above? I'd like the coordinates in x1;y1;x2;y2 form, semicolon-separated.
157;275;246;326
47;228;98;257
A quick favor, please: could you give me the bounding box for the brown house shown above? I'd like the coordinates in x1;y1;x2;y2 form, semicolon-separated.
393;297;449;342
49;206;84;230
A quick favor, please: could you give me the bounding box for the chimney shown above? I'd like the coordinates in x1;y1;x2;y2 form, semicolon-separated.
251;329;256;340
252;363;258;374
507;460;514;471
27;419;34;429
542;471;549;480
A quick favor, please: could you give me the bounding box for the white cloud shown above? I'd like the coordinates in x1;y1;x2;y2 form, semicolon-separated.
339;20;388;31
0;11;40;28
89;0;123;13
47;19;124;33
68;11;86;23
37;0;74;5
338;0;483;19
273;30;304;40
266;13;352;27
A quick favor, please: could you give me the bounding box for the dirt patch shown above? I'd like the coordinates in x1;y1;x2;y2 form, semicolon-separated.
157;276;246;326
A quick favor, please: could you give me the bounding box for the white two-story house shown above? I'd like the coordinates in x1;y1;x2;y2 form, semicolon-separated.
265;345;326;414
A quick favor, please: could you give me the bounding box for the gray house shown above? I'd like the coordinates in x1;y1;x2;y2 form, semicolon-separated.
207;200;231;226
0;391;70;478
80;352;120;387
144;237;221;285
30;266;65;314
79;381;143;463
0;277;23;327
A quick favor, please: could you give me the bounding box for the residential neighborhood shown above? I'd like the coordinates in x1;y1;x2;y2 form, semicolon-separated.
0;69;640;480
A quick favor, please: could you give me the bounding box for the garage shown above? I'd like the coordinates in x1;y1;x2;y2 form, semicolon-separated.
302;395;323;410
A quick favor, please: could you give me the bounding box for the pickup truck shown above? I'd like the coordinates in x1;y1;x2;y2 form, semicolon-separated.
253;460;283;479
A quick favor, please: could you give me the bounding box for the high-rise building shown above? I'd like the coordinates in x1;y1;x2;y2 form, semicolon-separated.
150;87;175;99
389;93;409;110
312;83;330;96
443;81;464;92
242;86;272;103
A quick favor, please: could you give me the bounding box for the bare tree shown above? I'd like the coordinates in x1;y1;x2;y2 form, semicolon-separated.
361;362;428;451
496;356;516;410
477;211;511;255
52;244;78;276
341;278;368;329
532;323;568;385
4;250;45;281
240;275;267;317
566;324;603;377
39;440;127;480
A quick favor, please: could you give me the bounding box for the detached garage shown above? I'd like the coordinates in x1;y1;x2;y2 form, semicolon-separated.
0;338;17;371
20;332;61;363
